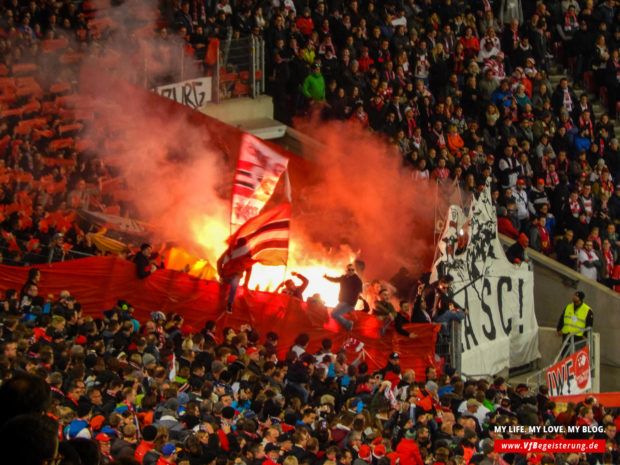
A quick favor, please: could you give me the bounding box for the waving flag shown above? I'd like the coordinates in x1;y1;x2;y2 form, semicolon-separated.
218;203;290;276
231;134;288;230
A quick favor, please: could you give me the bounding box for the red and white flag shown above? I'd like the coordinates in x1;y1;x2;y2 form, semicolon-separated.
231;134;289;230
218;203;290;276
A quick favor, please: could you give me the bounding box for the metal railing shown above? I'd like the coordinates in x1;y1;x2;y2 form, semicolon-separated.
436;320;462;375
217;35;265;100
137;35;267;105
526;327;596;390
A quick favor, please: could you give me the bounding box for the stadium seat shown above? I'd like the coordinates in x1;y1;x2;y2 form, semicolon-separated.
583;71;595;93
553;41;564;65
219;72;238;83
232;82;250;97
12;63;37;74
599;86;608;108
50;82;72;94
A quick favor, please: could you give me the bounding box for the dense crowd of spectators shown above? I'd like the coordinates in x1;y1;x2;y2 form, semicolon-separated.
258;0;620;289
1;282;620;465
0;0;619;291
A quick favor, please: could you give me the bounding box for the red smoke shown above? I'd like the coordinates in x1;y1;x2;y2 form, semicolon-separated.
71;0;441;283
289;116;438;280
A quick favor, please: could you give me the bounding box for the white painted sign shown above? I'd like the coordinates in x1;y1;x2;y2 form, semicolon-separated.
431;180;540;375
154;77;212;109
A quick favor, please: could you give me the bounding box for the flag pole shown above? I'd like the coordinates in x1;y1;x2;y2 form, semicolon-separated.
282;168;292;284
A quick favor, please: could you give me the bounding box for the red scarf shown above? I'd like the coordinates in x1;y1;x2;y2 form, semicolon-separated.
603;250;614;277
407;118;416;138
539;225;550;251
564;12;578;31
579;116;593;137
545;170;559;186
433;129;446;147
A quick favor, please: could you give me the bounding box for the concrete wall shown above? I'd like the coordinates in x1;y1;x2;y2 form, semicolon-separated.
201;95;273;124
500;235;620;369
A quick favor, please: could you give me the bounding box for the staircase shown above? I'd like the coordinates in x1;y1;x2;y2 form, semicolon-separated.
547;62;620;136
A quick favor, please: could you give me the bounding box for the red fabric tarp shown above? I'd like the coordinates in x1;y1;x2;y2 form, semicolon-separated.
0;257;438;380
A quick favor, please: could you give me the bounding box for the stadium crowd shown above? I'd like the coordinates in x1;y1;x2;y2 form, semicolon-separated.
2;1;620;464
0;0;618;291
0;287;619;465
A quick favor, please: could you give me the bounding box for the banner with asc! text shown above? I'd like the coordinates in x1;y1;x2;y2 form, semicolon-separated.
431;180;539;376
546;346;591;396
154;77;213;110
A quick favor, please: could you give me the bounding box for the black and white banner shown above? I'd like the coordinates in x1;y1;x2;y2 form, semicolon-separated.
154;77;213;109
431;180;539;375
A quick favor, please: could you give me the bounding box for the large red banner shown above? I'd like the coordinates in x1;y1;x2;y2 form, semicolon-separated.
0;257;438;381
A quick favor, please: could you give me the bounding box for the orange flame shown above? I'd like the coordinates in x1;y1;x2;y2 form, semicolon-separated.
190;214;353;307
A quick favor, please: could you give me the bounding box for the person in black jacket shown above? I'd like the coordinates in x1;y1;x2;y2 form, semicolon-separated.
556;230;579;269
411;293;433;324
394;300;419;338
286;353;313;403
133;243;156;279
324;264;363;331
275;272;309;300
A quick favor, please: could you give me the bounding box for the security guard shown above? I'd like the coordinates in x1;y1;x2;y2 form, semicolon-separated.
556;291;594;342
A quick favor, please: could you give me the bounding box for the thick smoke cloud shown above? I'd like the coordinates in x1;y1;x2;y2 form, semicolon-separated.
73;0;439;280
290;118;437;279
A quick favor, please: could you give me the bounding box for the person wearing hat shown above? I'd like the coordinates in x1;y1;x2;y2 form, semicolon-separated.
297;7;314;36
505;233;529;264
354;444;373;465
47;232;66;264
246;346;262;375
557;291;593;344
157;443;178;465
95;433;113;463
461;397;490;426
379;352;402;377
528;178;550;215
302;61;326;104
513;177;529;222
396;428;424;465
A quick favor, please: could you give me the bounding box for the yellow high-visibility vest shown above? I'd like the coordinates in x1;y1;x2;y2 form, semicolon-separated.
561;302;591;337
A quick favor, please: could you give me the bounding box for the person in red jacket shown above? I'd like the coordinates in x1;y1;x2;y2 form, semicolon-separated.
157;443;178;465
497;206;520;239
134;425;158;463
395;428;424;465
350;104;369;128
263;443;281;465
296;8;314;37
